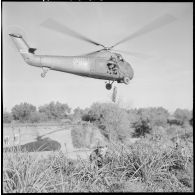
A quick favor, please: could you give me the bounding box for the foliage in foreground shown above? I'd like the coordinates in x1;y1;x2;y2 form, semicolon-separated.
3;137;193;193
71;122;106;149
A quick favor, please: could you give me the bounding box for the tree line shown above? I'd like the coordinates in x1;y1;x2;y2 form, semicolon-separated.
3;102;192;126
3;102;71;123
3;101;193;145
3;101;192;140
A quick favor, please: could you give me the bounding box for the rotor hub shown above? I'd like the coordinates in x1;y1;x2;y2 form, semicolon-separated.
104;47;111;51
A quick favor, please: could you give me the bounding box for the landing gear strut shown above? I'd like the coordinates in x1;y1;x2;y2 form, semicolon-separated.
105;81;114;90
41;72;46;78
41;67;50;78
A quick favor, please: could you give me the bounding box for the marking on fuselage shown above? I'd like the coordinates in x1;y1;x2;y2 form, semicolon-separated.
73;57;89;70
19;49;29;54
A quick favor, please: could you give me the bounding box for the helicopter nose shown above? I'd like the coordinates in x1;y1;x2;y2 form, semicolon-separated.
127;62;134;80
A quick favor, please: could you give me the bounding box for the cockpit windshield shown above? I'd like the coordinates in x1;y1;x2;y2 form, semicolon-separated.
116;53;124;62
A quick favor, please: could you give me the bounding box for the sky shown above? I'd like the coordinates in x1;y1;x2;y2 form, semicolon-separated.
2;2;193;113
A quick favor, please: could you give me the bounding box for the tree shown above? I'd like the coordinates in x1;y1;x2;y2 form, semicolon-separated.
132;118;152;138
11;103;36;122
127;109;139;124
39;101;71;120
128;107;169;137
72;107;85;121
189;117;193;126
29;111;48;123
174;108;192;126
83;103;131;142
3;111;13;123
136;107;170;128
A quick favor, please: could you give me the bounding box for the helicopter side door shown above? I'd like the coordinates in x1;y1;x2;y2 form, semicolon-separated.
91;58;119;79
91;58;108;74
107;59;120;77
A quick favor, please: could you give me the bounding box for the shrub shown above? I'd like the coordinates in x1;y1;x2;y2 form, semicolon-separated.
11;103;36;122
29;111;41;123
127;109;139;124
72;107;86;121
3;111;13;123
71;122;106;148
166;125;193;142
136;107;170;128
83;103;132;142
174;109;192;126
39;101;71;120
71;125;87;148
132;118;152;138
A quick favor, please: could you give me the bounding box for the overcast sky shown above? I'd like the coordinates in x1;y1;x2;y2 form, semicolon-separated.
3;2;193;113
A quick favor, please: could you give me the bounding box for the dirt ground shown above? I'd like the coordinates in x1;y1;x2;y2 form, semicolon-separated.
3;123;93;160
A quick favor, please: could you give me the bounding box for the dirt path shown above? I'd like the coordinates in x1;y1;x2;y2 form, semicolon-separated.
41;127;93;160
3;124;93;160
43;127;74;152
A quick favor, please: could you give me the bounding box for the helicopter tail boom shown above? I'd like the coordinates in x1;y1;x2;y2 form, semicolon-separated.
9;33;37;54
9;33;41;67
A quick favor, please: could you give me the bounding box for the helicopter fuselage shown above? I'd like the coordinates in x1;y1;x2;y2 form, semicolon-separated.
9;33;134;86
25;54;133;81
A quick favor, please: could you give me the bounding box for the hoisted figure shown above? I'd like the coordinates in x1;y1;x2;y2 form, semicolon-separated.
112;86;117;103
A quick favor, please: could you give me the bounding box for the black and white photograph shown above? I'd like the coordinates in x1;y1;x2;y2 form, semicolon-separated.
2;1;193;192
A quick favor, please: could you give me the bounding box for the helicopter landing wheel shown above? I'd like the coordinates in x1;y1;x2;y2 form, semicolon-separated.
106;83;112;90
41;67;50;78
123;77;130;84
41;73;46;78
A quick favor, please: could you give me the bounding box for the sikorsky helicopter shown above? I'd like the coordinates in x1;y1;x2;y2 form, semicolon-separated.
9;14;177;90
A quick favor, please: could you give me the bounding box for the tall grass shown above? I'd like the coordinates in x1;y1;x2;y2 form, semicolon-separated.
3;147;52;192
3;136;193;192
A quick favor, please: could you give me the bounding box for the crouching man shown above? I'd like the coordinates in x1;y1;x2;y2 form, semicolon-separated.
89;145;108;169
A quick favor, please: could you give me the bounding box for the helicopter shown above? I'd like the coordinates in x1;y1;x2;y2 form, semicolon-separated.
9;13;177;90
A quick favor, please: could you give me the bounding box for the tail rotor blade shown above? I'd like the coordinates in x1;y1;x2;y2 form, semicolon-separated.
41;18;105;48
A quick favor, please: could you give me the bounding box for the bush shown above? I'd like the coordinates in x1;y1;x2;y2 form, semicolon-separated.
127;109;139;124
11;103;36;122
132;118;152;138
72;107;86;121
136;107;170;128
71;125;87;148
83;103;132;142
3;111;13;123
174;109;192;126
39;101;71;120
28;111;48;123
166;125;184;138
29;111;41;123
71;122;106;148
128;107;170;138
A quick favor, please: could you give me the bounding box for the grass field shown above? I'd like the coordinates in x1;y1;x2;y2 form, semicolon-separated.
3;122;194;192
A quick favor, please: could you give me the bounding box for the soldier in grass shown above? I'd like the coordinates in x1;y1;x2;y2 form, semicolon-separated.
89;145;108;169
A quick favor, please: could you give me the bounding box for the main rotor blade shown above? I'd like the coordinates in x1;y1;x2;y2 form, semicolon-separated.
41;18;105;47
112;49;152;59
111;13;177;48
78;49;104;56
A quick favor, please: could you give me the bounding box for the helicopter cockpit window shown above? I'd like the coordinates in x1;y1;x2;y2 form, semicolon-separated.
116;54;124;62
